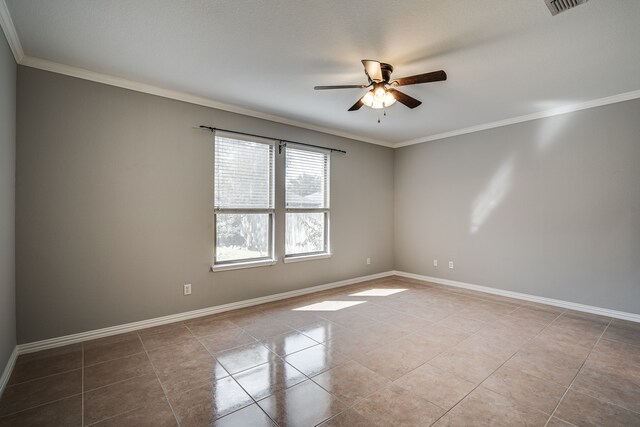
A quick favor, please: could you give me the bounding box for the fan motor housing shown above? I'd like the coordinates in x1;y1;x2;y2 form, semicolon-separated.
380;63;394;83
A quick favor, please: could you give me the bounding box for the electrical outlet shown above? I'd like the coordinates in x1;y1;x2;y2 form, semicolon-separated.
433;259;438;267
448;261;454;269
183;283;192;295
366;257;371;265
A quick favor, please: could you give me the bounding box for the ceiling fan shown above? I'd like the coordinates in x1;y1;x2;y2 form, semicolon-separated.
314;60;446;111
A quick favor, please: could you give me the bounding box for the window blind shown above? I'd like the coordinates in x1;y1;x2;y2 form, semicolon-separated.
285;147;329;209
214;136;274;209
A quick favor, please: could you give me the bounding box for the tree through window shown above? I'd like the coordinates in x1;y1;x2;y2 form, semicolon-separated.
285;146;330;257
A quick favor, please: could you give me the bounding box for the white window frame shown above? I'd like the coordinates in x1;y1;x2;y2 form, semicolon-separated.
284;144;331;262
212;132;276;271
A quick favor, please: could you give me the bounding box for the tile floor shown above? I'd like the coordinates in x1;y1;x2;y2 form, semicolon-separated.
0;276;639;426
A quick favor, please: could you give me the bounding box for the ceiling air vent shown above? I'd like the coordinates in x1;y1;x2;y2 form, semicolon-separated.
544;0;589;16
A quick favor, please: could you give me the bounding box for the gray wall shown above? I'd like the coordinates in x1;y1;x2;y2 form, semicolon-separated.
0;36;17;368
16;67;394;343
395;99;640;314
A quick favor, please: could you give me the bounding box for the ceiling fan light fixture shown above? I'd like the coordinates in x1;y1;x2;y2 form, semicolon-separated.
361;87;396;109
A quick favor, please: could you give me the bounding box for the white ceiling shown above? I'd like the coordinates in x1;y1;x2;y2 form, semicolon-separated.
3;0;640;146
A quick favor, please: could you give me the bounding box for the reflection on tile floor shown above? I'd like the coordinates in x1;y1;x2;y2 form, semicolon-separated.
1;276;639;426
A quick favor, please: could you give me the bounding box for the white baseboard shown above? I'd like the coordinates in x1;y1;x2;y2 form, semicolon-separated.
16;271;395;355
0;346;18;398
394;271;640;323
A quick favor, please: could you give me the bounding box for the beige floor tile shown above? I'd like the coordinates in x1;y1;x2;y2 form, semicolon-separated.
215;341;274;374
233;357;307;400
312;360;390;405
137;322;186;338
0;395;81;427
602;320;640;346
222;309;270;328
146;338;210;366
542;326;602;351
91;396;177;427
453;330;524;362
293;320;350;343
434;386;549;427
351;384;445;427
414;324;470;349
363;321;414;341
284;343;350;377
429;347;504;384
505;346;586;387
9;344;82;385
84;334;145;366
212;404;276;427
323;331;386;359
353;333;445;380
260;331;318;356
571;358;640;413
435;315;487;334
394;363;476;410
257;380;346;427
554;389;640;427
153;353;229;396
197;328;257;353
552;313;610;337
0;369;82;417
384;313;437;332
318;409;376;427
244;321;296;341
545;417;575;427
489;315;548;338
139;325;197;351
84;352;154;391
184;316;241;337
508;306;564;325
84;373;165;425
589;338;640;367
317;311;379;332
274;311;323;330
526;328;594;359
169;377;254;425
482;365;567;414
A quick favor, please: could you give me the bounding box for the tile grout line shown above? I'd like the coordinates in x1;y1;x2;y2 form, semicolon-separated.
307;284;535;424
0;393;84;421
543;319;613;427
138;331;182;427
3;366;82;387
425;307;569;426
188;324;279;425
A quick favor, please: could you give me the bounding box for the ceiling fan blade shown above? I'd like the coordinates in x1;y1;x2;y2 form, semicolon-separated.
362;60;383;83
393;70;447;86
387;88;422;109
314;84;369;90
348;98;365;111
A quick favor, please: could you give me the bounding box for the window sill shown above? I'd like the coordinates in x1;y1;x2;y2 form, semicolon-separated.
284;253;332;264
211;258;277;272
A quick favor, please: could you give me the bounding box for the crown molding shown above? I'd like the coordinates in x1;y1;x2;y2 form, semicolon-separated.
394;88;640;148
18;55;394;148
0;0;23;62
4;0;640;150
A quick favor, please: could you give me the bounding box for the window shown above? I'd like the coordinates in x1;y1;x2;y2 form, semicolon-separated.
285;145;330;259
213;133;275;269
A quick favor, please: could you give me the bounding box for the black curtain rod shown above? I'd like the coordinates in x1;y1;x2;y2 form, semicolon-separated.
199;125;346;154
